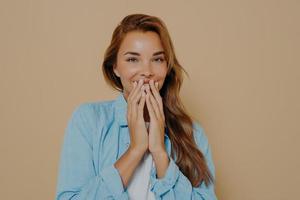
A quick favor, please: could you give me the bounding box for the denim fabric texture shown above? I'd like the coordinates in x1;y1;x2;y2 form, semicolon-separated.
55;92;218;200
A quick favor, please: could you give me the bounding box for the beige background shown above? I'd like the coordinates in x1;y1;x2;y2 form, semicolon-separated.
1;0;299;199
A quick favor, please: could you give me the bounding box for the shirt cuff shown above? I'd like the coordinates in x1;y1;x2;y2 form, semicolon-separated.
150;156;180;196
100;164;129;199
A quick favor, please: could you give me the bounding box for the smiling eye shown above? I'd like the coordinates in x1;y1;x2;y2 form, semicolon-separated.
154;57;165;62
126;57;138;62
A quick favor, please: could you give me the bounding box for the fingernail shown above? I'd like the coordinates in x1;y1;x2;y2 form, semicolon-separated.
155;82;158;88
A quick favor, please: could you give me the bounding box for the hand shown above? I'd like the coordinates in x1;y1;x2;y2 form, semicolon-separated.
145;79;166;154
127;79;148;153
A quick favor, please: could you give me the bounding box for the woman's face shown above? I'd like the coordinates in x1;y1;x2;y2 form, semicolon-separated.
113;31;168;101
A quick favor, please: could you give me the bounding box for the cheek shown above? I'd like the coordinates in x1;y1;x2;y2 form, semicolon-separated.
119;71;138;91
118;67;137;82
116;61;137;77
156;68;168;79
126;72;138;84
156;69;168;88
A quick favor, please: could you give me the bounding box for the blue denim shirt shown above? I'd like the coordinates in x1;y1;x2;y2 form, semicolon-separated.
56;92;218;200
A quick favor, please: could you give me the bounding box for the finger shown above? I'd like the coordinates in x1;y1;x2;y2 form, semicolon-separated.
146;85;160;120
129;81;144;115
145;86;157;120
154;81;165;118
149;80;164;116
128;80;143;122
132;90;144;116
132;84;144;105
137;90;146;118
128;80;137;100
128;80;142;101
127;81;137;119
128;79;144;102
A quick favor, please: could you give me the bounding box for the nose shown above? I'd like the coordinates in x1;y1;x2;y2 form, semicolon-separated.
141;61;153;77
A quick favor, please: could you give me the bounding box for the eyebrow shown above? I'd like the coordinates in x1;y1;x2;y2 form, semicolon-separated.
123;51;165;56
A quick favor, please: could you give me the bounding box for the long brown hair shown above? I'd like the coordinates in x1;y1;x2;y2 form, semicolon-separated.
102;13;214;187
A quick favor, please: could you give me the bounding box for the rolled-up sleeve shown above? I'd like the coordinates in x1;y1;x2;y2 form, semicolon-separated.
149;122;218;200
55;103;129;200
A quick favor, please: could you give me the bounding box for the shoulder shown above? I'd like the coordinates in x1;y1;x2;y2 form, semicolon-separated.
192;120;217;180
66;98;116;135
192;120;210;156
70;98;115;122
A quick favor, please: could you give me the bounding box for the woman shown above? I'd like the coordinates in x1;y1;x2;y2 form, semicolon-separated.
56;14;218;200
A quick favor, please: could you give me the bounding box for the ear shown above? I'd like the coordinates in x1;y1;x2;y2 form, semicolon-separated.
113;64;120;77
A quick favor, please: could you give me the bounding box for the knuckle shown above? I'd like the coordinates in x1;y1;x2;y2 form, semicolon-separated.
128;96;132;102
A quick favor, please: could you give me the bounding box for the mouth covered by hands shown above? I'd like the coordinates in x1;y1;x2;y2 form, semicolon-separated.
140;79;166;154
127;78;166;154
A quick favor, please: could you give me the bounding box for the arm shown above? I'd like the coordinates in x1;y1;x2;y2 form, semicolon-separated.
55;104;129;200
149;122;218;200
151;151;170;179
114;146;146;188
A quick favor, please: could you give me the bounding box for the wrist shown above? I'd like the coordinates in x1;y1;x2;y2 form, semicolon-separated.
128;146;147;157
151;150;170;179
150;147;167;156
150;150;168;159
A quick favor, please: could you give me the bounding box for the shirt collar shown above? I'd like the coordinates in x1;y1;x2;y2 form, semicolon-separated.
114;92;169;139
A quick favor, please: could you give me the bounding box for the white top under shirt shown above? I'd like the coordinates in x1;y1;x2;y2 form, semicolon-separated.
127;122;156;200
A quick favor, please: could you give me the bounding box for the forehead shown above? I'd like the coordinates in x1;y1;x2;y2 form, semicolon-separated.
119;31;164;54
